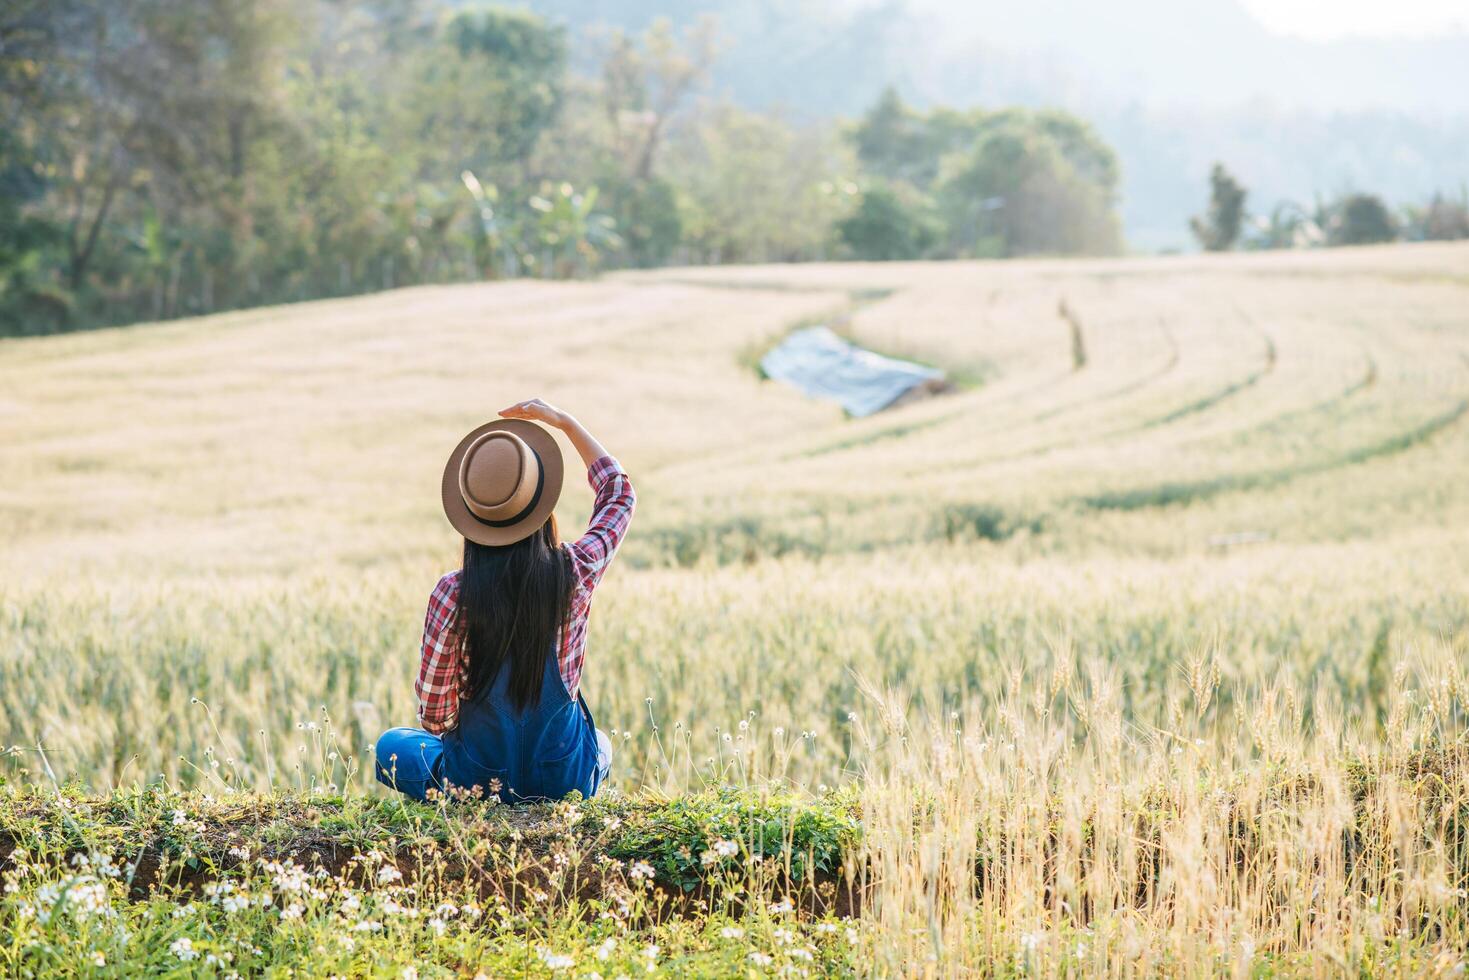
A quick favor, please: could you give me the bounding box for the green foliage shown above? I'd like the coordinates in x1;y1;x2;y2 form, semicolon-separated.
937;111;1121;257
604;175;684;267
849;91;1122;259
0;5;1136;335
604;787;861;891
851;88;984;190
0;785;864;976
397;8;566;177
1190;163;1248;251
933;504;1044;543
836;182;939;261
1326;192;1399;246
1403;191;1469;242
1245;200;1324;250
665;104;857;263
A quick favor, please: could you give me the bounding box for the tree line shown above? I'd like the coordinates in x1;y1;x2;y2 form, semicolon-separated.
1191;163;1469;252
0;1;1125;336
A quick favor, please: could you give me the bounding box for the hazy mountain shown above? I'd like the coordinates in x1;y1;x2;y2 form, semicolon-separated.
906;0;1469;114
517;0;1469;250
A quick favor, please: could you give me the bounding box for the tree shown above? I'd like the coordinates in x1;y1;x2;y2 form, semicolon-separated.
393;8;566;181
665;104;856;264
1190;163;1247;251
602;175;683;267
847;95;1123;258
837;182;938;260
1326;193;1398;246
938;114;1121;257
1245;201;1323;250
0;0;296;314
850;89;985;190
1403;192;1469;241
542;17;716;267
598;17;717;181
852;87;916;182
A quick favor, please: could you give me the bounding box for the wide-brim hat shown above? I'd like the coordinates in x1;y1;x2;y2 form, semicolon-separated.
441;419;564;546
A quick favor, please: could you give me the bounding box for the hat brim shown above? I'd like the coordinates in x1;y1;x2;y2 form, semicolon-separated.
442;419;565;547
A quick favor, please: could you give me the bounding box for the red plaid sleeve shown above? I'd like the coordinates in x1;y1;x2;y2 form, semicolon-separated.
559;456;636;694
415;571;463;734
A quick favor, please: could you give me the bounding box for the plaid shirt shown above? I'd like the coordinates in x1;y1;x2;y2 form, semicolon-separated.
415;455;636;734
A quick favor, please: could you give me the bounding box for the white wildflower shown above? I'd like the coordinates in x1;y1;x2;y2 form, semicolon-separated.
170;937;199;962
537;948;575;970
266;859;311;893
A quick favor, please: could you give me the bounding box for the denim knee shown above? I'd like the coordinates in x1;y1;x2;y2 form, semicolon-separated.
374;727;443;800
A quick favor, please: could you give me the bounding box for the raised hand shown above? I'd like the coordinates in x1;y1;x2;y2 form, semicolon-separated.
498;398;569;429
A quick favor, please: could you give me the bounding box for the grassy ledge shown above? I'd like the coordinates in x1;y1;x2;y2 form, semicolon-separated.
3;740;1467;975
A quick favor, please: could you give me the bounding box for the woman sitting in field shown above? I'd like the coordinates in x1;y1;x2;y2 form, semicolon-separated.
375;399;634;803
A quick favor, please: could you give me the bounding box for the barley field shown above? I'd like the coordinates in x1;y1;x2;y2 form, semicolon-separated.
3;243;1469;976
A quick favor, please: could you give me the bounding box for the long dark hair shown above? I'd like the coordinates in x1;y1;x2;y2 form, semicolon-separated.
456;516;574;712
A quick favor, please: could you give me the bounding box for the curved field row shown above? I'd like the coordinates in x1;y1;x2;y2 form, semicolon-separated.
624;244;1469;560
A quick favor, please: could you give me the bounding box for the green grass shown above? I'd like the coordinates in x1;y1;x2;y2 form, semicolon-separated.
5;737;1467;976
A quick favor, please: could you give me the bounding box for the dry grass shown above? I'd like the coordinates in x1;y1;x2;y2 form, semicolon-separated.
3;243;1469;974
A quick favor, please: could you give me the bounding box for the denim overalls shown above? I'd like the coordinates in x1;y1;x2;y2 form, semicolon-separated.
375;648;608;804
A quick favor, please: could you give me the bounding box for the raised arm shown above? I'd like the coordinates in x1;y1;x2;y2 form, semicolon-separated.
498;398;635;590
499;398;609;470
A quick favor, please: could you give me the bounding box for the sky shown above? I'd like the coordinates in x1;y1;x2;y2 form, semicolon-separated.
1203;0;1464;40
1239;0;1469;40
893;0;1469;42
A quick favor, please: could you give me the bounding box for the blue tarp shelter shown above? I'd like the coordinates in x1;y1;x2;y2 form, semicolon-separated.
759;326;946;417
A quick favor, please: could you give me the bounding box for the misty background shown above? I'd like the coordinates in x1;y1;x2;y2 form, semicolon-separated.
530;0;1469;249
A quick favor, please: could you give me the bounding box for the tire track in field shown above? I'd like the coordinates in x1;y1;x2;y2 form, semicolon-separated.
1077;395;1469;513
922;317;1268;477
1137;329;1276;431
795;410;963;459
1023;315;1182;428
896;315;1181;476
994;314;1273;459
1207;348;1377;447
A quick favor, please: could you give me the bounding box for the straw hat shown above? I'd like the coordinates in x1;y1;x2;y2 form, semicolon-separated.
441;419;564;546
